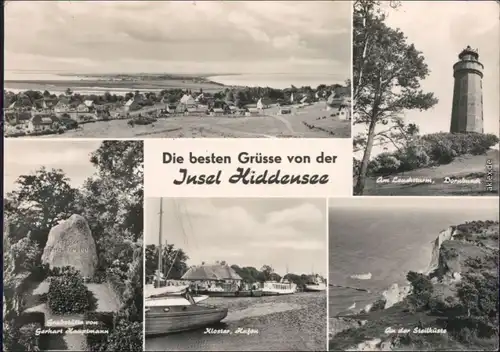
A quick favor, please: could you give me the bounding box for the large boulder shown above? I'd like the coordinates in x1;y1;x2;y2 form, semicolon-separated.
42;214;98;278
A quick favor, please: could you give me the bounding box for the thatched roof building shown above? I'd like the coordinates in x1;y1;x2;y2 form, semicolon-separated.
181;263;242;281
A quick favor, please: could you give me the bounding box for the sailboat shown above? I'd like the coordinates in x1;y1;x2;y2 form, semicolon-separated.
145;198;228;336
304;274;327;292
262;265;297;296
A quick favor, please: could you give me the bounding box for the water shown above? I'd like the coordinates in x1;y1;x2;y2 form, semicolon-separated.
207;73;345;89
4;70;91;81
328;205;500;317
145;292;326;351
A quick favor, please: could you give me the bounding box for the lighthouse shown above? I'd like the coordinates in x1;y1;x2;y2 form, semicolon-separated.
449;46;484;133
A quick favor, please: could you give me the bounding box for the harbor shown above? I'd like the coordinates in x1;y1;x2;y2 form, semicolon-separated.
144;197;328;350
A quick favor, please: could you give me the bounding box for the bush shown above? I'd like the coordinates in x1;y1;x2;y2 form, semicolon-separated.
105;319;143;352
85;312;114;352
394;143;430;171
370;152;401;175
47;269;92;314
366;132;499;175
17;323;42;352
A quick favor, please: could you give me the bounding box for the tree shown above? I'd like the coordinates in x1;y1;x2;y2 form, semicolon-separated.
353;0;438;195
65;88;73;96
145;244;189;280
225;90;235;102
78;141;144;269
5;168;79;245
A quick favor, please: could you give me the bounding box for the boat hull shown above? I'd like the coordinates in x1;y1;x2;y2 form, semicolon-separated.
261;290;295;296
197;290;263;298
304;284;327;292
145;305;228;336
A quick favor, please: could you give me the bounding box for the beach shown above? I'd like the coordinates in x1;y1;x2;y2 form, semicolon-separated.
145;292;326;351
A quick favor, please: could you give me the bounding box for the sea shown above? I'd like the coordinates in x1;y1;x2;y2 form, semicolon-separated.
329;205;500;317
3;71;345;95
145;292;326;351
207;73;345;89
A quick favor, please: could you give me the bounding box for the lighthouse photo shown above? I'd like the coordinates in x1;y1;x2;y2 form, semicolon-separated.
352;0;499;196
450;46;484;134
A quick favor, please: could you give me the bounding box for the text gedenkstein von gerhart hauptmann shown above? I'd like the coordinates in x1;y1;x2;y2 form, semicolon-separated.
162;152;337;185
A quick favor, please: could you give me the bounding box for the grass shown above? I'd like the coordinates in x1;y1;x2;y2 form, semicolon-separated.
360;149;499;196
35;102;351;138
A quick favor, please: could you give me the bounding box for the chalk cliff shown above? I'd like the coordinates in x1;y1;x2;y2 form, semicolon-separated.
329;222;499;351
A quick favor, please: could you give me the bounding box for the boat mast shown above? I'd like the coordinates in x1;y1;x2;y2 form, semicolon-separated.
157;197;163;286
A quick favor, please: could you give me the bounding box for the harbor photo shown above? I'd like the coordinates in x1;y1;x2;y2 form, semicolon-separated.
4;1;351;139
144;198;327;351
328;197;499;351
353;0;499;196
3;140;144;352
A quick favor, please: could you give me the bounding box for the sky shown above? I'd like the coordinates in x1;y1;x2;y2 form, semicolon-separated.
145;198;327;276
355;1;500;157
3;140;102;194
4;0;350;75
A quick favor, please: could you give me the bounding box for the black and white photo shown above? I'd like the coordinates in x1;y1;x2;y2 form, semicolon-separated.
4;1;351;139
353;1;499;196
3;140;144;352
145;198;327;351
328;197;499;351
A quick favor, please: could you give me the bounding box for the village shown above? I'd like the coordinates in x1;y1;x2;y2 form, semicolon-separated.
3;84;351;138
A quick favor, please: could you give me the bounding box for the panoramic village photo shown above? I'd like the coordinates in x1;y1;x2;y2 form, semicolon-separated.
144;198;327;351
4;1;351;138
2;140;143;352
352;1;499;196
328;197;499;351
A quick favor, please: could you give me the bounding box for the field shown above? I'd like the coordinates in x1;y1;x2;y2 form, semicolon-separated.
40;103;351;138
359;149;499;196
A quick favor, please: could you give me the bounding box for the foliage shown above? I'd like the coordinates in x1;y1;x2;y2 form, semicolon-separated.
456;220;499;236
78;140;143;270
17;323;42;352
365;132;499;176
368;152;401;175
4;167;79;246
11;236;42;273
145;243;189;280
47;269;92;314
353;0;438;194
104;319;143;352
3;140;144;352
406;271;434;312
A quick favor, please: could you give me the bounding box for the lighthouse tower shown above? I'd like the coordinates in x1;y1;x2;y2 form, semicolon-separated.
450;46;484;133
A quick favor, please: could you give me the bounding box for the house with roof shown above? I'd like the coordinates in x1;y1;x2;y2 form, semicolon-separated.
180;94;196;107
209;108;226;117
166;104;178;114
195;93;205;103
84;100;95;109
124;97;141;112
256;98;271;110
77;103;90;113
181;263;243;289
54;98;71;117
28;115;56;132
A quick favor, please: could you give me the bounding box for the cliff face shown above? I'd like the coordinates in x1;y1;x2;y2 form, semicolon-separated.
330;222;499;351
426;226;456;274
